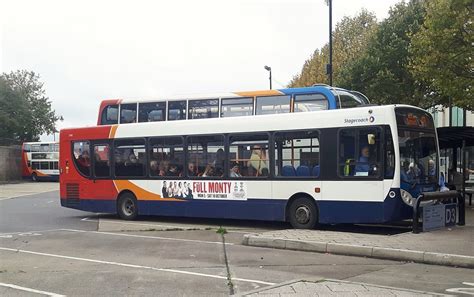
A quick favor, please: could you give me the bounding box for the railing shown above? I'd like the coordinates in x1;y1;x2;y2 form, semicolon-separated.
412;190;465;233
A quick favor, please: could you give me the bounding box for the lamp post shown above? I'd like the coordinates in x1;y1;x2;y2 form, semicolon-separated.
264;65;272;89
326;0;333;86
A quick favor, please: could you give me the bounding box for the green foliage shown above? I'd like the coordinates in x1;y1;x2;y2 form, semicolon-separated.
340;0;429;107
0;70;59;142
409;0;473;109
289;10;378;87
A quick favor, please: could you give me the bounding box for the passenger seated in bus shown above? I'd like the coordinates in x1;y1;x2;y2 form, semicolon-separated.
187;162;197;177
229;162;242;177
77;151;90;168
214;148;225;176
202;164;216;177
125;153;138;166
150;160;159;175
354;146;370;175
408;162;421;182
159;160;170;176
249;145;268;176
166;164;180;177
427;159;437;183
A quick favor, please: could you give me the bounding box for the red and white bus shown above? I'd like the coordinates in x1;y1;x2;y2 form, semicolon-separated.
60;103;448;228
22;142;59;181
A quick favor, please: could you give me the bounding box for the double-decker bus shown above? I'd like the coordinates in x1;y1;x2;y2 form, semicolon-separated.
22;142;60;181
60;103;446;228
96;85;370;126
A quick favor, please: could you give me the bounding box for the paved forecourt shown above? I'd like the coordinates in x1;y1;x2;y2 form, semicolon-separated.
0;182;58;200
244;204;474;268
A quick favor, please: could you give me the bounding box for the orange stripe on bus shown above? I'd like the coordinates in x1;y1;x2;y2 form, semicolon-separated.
113;180;183;202
234;90;283;97
109;125;118;139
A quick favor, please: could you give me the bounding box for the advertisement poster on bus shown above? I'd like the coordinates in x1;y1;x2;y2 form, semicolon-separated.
161;180;247;200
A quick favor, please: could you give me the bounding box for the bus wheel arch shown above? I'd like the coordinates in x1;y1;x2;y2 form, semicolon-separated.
286;193;319;229
117;190;139;220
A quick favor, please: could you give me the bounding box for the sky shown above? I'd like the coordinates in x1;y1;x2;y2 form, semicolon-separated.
0;0;401;141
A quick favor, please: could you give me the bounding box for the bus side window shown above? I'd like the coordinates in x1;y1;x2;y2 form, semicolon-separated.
93;144;111;178
114;139;146;178
274;131;320;177
384;126;395;179
168;101;187;121
294;94;328;112
256;95;291;115
138;102;166;122
228;134;269;177
120;103;137;124
188;99;219;120
187;135;224;177
221;97;254;118
149;137;184;177
72;141;90;177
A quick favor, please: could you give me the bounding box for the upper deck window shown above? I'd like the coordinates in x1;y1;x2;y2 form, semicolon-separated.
120;103;137;124
294;94;328;112
256;95;291;115
138;102;166;122
101;105;118;125
221;98;253;118
168;101;187;121
334;91;366;108
188;99;219;120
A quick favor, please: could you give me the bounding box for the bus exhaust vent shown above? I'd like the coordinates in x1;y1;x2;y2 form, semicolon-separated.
66;183;80;199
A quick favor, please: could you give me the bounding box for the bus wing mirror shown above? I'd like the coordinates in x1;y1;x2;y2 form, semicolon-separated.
368;134;376;145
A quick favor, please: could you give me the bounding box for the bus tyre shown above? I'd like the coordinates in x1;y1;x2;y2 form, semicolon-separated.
31;173;38;182
117;193;138;220
288;197;318;229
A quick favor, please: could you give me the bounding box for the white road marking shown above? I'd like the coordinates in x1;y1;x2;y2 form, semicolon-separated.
0;282;65;297
0;247;275;286
446;282;474;295
0;229;64;236
60;229;234;245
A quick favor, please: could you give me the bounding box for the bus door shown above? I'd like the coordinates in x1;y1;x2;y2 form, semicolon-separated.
322;127;385;222
88;140;115;199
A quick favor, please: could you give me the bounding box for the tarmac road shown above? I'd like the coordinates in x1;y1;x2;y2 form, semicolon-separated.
0;189;473;296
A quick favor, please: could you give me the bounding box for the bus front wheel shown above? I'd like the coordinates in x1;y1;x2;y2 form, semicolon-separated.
117;192;138;220
288;197;318;229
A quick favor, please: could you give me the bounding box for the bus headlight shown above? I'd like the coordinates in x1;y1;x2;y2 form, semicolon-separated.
400;189;414;206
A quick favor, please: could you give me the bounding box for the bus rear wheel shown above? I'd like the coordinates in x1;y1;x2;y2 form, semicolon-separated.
31;173;38;182
117;192;138;220
288;197;318;229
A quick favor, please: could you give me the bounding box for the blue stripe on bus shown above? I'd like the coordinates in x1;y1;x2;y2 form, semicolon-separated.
278;87;337;109
61;188;413;224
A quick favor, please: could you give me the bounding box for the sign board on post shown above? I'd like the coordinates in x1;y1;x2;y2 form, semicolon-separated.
423;203;457;232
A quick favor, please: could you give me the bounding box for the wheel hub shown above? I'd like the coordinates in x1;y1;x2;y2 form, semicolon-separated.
122;199;135;216
295;205;311;224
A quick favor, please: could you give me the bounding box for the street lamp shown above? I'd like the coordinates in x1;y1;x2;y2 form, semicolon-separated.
264;65;272;89
326;0;333;86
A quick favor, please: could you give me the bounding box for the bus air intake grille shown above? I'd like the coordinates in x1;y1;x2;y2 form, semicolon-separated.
66;183;80;199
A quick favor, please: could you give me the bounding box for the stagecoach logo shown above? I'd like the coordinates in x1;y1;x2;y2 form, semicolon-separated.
344;116;375;125
161;180;247;200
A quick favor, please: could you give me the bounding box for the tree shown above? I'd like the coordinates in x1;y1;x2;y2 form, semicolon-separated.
289;10;378;87
0;70;59;142
409;0;473;110
339;0;430;107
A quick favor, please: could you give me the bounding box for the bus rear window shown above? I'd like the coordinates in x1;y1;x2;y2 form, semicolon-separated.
72;141;90;176
101;105;118;125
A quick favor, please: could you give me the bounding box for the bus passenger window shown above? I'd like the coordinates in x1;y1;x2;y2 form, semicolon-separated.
188;99;219;120
221;98;253;117
229;134;269;177
138;102;166;122
120;103;137;124
274;131;320;177
256;95;291;115
101;105;118;125
187;135;224;177
114;139;146;177
73;141;90;176
168;101;187;121
149;137;184;177
338;128;381;177
93;144;110;178
294;94;328;112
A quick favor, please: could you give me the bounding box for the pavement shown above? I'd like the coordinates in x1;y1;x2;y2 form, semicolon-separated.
243;202;474;269
240;279;453;296
0;181;58;200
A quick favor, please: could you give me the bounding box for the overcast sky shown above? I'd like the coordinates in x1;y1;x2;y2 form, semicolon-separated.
0;0;400;140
